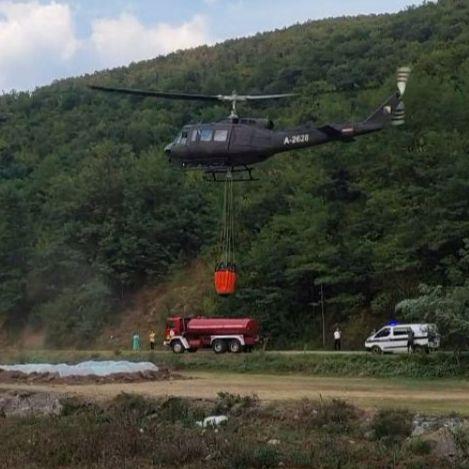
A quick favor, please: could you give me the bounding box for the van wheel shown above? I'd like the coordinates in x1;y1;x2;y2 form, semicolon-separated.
171;340;185;354
371;346;382;355
229;339;242;353
213;339;227;354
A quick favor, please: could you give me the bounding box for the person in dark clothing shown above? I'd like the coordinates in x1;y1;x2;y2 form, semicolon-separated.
407;327;415;353
334;328;342;351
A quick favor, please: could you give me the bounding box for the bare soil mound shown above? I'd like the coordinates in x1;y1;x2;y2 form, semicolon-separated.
0;367;181;385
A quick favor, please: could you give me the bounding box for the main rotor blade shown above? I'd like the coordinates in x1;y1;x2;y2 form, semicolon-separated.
89;85;296;103
244;93;297;101
88;85;221;102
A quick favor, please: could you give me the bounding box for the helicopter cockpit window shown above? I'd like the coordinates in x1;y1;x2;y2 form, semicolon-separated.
214;129;228;142
200;128;213;142
180;130;188;145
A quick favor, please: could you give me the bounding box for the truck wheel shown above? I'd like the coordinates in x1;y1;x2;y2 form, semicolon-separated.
212;339;227;354
371;345;382;355
171;340;185;354
229;339;242;353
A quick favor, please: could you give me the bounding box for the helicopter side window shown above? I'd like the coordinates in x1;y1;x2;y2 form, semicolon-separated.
214;129;228;142
191;129;200;142
200;128;213;142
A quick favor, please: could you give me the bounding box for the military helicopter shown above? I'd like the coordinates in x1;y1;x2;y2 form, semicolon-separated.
89;67;410;181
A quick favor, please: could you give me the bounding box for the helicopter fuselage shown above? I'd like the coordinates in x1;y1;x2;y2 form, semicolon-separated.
164;114;386;170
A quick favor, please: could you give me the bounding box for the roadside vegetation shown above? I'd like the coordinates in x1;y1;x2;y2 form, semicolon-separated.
1;392;467;468
2;350;469;379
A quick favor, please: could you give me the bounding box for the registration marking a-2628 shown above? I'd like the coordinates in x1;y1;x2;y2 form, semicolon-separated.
283;134;309;145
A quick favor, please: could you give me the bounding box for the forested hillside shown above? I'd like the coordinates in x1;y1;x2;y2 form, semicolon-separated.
1;0;469;347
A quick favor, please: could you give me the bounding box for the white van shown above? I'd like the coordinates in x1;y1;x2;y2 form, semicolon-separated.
364;323;440;354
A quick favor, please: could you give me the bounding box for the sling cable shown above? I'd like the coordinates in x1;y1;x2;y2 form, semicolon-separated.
214;170;238;295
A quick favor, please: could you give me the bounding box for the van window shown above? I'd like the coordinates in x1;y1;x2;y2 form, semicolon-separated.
200;128;213;142
214;129;228;142
393;328;409;336
422;324;437;334
167;321;175;329
375;327;390;338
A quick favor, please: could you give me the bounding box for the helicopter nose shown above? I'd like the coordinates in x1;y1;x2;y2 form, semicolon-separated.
164;143;172;155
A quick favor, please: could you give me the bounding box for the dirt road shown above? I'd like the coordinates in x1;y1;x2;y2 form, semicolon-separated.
2;371;469;415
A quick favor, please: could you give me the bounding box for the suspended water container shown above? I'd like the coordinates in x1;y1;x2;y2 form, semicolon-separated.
214;263;238;296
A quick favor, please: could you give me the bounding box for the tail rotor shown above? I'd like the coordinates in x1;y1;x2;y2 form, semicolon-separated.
392;66;411;126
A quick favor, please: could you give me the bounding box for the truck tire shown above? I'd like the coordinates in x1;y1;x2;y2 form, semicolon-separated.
212;339;227;354
371;345;382;355
171;340;185;354
229;339;242;353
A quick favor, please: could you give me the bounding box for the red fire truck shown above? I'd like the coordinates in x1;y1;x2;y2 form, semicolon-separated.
164;316;261;353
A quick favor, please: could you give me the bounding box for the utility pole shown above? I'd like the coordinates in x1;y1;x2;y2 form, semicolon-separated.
321;283;326;349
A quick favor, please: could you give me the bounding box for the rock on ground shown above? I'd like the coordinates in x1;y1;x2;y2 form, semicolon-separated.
0;390;63;417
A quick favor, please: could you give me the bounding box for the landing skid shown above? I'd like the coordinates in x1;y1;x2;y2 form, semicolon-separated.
204;166;258;182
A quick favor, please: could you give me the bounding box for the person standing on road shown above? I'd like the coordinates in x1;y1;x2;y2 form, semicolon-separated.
132;332;141;351
149;330;156;350
407;327;415;353
334;328;342;351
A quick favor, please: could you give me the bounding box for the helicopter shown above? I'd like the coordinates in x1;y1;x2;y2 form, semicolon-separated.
89;67;410;182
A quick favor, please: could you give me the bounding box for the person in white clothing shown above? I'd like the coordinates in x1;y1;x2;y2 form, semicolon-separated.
334;328;342;351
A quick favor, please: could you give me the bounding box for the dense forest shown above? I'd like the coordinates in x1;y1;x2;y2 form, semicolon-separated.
1;0;469;347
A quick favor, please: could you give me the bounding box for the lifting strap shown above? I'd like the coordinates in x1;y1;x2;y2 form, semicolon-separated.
218;170;235;268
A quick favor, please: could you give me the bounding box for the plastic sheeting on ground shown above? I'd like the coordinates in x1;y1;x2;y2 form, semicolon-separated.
0;360;159;377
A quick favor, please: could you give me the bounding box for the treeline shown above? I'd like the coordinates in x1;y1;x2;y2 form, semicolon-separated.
1;0;469;347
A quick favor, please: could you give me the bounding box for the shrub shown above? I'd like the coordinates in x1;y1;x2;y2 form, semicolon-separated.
406;437;433;456
452;426;469;459
315;398;358;431
227;443;280;469
213;392;259;415
60;397;100;417
371;408;413;443
158;396;203;424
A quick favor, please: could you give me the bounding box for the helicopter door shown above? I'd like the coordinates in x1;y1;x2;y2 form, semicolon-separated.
211;129;230;165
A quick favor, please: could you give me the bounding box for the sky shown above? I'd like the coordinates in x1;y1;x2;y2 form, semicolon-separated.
0;0;427;92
